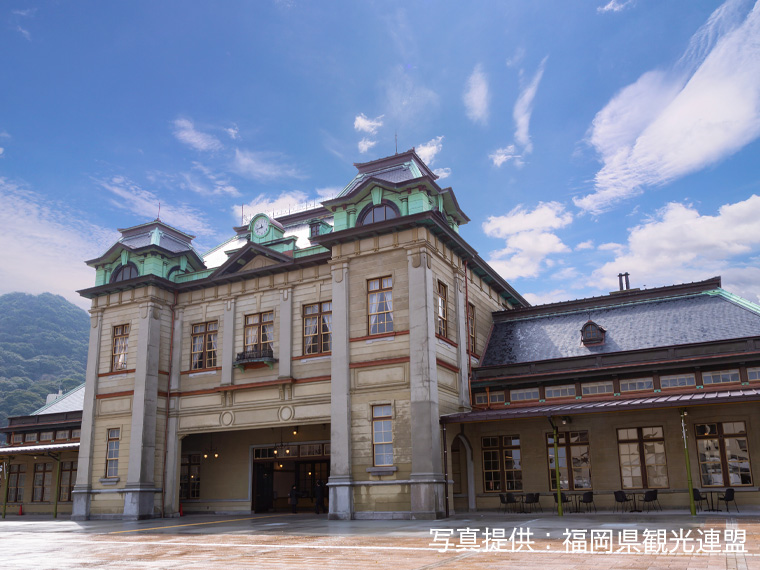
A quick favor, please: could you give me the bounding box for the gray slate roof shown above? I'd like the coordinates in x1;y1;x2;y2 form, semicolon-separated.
481;291;760;367
32;383;85;415
340;162;420;197
121;230;194;254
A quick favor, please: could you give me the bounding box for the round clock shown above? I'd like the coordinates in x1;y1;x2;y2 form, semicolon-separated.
253;216;270;237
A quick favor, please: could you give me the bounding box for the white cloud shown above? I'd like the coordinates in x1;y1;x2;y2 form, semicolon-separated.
416;136;444;165
358;138;377;154
354;113;384;135
98;176;216;236
237;190;311;221
0;148;4;157
231;149;304;181
483;201;573;237
225;125;239;140
597;0;635;13
384;66;439;123
316;187;341;200
591;195;760;302
576;240;595;250
16;26;31;41
513;57;548;154
433;168;451;180
12;9;36;17
172;118;223;152
522;289;572;306
463;64;490;125
577;0;760;214
489;145;522;168
0;178;118;308
506;48;526;69
177;163;240;197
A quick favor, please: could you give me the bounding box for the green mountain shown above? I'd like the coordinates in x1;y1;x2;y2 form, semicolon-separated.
0;293;89;428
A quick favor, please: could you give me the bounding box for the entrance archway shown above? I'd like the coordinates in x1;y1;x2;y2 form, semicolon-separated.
451;433;476;512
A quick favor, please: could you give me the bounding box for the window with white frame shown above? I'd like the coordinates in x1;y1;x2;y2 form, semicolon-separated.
489;391;505;404
372;405;393;466
581;381;614;396
660;373;696;389
545;384;576;399
510;387;540;402
112;324;130;371
474;393;488;405
435;281;448;337
368;277;393;335
620;378;653;392
106;428;120;478
748;367;760;381
702;370;740;385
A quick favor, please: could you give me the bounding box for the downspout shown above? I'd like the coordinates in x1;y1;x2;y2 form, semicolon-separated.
463;260;472;408
547;417;563;517
2;457;10;519
680;410;696;516
161;290;179;518
442;422;449;518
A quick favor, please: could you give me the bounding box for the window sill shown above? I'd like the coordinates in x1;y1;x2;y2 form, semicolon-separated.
99;477;120;486
436;334;457;348
366;466;398;476
292;353;332;361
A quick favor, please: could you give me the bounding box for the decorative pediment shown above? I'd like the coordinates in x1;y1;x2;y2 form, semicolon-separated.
211;242;293;278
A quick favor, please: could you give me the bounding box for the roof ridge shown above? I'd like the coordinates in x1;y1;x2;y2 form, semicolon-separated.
706;289;760;315
32;383;85;415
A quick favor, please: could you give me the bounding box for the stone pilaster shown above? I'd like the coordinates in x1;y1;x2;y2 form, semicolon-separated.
328;260;353;520
72;308;103;520
454;272;470;409
221;298;236;386
278;287;292;379
162;307;183;516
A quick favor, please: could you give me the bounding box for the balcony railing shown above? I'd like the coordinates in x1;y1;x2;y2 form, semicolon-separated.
235;347;277;370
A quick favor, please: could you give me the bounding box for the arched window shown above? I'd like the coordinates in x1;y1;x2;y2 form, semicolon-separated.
167;266;184;281
358;203;398;226
581;321;605;346
111;263;139;283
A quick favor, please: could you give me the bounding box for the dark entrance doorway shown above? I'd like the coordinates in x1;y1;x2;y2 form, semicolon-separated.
252;462;274;512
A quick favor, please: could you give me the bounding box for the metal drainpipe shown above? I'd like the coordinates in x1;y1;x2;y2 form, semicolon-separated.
547;417;563;516
442;422;449;518
681;410;696;516
464;260;472;408
160;290;179;518
2;457;10;519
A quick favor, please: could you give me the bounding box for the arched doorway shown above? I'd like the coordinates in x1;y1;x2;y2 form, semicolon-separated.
451;433;476;513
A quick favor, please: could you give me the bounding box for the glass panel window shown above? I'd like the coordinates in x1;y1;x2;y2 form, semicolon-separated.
244;312;274;357
581;381;614;396
55;430;70;441
59;461;77;502
546;431;591;490
696;422;752;486
11;433;23;444
106;427;120;478
33;463;53;502
372;404;393;466
112;324;130;371
702;370;740;385
191;321;218;370
620;378;654;392
368;277;393;335
748;367;760;381
660;374;696;389
474;393;488;405
479;435;523;493
7;464;25;502
510;388;540;402
40;431;54;442
435;281;448;337
180;454;201;499
467;303;476;354
489;391;505;404
545;384;576;399
25;432;38;443
617;427;669;489
359;204;397;225
71;429;81;440
303;302;331;355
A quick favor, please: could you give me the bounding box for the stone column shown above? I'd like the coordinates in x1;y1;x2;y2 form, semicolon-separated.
162;306;183;516
407;247;445;519
221;298;236;386
454;272;470;410
328;260;353;520
278;287;292;379
72;308;103;520
123;300;162;520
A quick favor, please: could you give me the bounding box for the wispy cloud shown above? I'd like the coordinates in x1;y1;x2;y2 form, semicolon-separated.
225;124;239;140
591;195;760;302
98;175;216;236
597;0;635;13
12;9;37;17
237;190;311;221
483;201;573;279
178;162;240;197
577;0;760;214
354;113;384;135
433;168;451;180
489;145;522;168
463;64;490;125
173;118;223;152
416;136;444;165
0;178;118;308
231;149;305;181
16;26;31;41
358;138;377;154
383;65;439;123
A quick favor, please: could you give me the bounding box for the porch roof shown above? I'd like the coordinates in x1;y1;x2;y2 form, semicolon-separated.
0;442;79;456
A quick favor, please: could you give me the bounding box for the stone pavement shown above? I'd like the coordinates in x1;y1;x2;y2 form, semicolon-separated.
1;510;759;569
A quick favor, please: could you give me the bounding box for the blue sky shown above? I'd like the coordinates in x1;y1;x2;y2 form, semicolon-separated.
1;0;759;309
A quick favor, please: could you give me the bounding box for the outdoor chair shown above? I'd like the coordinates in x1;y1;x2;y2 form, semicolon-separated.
499;493;508;514
692;488;707;512
718;488;739;513
642;489;662;512
613;490;633;513
553;491;572;513
579;491;596;513
523;492;542;513
505;492;520;513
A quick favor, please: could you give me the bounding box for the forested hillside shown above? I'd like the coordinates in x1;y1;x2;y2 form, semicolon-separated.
0;293;89;428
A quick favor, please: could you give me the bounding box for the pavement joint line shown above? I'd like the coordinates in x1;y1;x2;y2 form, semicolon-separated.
108;514;289;534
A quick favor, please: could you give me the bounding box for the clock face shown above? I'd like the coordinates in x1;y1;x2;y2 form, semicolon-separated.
253;216;270;237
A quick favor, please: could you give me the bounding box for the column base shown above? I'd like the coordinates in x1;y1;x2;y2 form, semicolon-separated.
123;484;159;520
327;476;353;520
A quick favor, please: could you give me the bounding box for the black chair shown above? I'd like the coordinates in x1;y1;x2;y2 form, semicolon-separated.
579;491;597;513
692;488;707;512
718;488;739;513
613;490;633;513
642;489;661;512
499;493;508;513
505;492;521;513
553;491;572;513
523;492;542;513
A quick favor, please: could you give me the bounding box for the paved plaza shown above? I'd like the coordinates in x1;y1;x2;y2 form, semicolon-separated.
2;510;759;569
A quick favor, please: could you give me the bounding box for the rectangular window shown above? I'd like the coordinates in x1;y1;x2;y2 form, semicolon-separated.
617;427;669;489
7;464;25;502
55;430;70;441
191;321;218;370
581;381;614;396
547;431;591;490
25;432;38;443
40;431;54;442
368;277;393;335
244;312;274;356
481;435;523;492
180;454;201;499
32;463;53;502
489;391;505;404
106;428;120;478
660;374;696;389
474;393;488;405
545;384;576;399
696;422;752;487
11;433;23;444
620;378;653;392
303;302;332;355
702;370;740;385
59;461;77;502
467;303;476;354
253;447;275;460
482;437;501;492
748;367;760;381
503;435;523;491
112;324;130;371
372;404;393;466
435;281;448;337
510;388;540;402
71;429;81;440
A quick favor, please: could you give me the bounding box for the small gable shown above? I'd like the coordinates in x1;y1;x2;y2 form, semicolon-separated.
240;255;280;272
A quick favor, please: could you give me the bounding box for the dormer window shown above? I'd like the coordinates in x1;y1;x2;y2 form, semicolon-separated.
358;203;398;226
581;321;605;346
111;263;139;283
